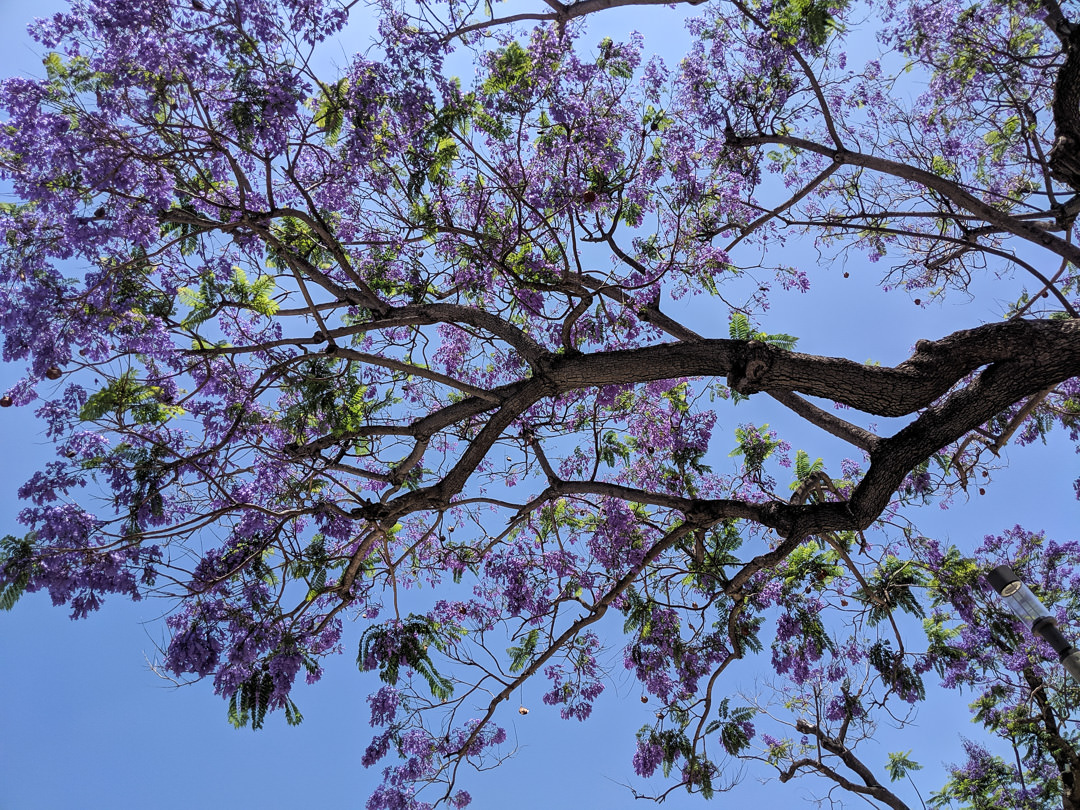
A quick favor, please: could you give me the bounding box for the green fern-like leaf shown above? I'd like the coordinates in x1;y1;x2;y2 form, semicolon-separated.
506;629;539;674
0;534;34;611
729;312;752;341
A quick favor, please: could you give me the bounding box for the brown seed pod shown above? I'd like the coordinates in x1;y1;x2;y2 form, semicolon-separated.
914;298;921;306
45;366;62;380
0;395;12;408
518;706;529;715
582;190;597;204
640;695;648;704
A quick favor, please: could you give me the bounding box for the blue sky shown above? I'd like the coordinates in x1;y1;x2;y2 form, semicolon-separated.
0;3;1078;809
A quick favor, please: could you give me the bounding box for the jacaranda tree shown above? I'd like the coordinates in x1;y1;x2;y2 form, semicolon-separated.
1;0;1079;806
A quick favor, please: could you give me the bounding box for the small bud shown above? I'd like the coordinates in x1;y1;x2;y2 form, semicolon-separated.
640;695;648;704
913;298;921;306
518;706;529;715
45;366;62;380
979;487;986;495
840;599;849;607
655;712;664;719
843;272;849;278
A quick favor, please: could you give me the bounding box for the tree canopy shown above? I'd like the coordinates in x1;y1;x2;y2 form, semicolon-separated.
1;0;1080;807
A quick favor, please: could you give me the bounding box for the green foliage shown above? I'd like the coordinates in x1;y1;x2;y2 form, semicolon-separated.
983;115;1022;163
599;429;633;468
792;449;824;485
535;498;588;541
357;614;456;701
265;216;337;270
635;722;719;798
228;666;304;730
0;533;35;611
280;357;383;442
727;312;752;341
94;250;175;319
921;614;969;679
160;199;203;257
402;91;473;198
287;535;347;602
506;629;540;674
927;747;1037;810
79;370;184;424
622;587;656;635
868;639;925;701
179;267;279;328
886;750;922;782
681;521;746;596
481;41;535;98
704;698;757;756
769;0;847;48
313;78;349;146
42;51;113;96
930;154;959;180
791;604;836;657
858;555;926;625
730;423;781;472
781;540;842;592
925;544;983;606
118;444;168;532
596;37;635;79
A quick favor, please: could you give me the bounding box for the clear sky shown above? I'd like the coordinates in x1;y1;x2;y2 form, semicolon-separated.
0;3;1077;809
